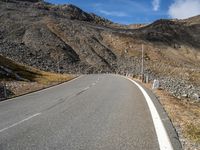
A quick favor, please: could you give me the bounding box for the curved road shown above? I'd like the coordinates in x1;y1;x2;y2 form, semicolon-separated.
0;74;181;150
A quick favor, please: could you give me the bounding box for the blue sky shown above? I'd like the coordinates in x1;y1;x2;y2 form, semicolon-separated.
46;0;200;25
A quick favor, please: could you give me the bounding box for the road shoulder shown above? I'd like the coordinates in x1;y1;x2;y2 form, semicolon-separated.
125;77;182;150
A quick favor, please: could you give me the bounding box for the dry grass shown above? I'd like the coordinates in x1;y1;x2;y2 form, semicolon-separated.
149;61;200;86
189;71;200;84
101;32;144;57
0;55;75;99
31;71;73;85
186;124;200;143
141;81;200;149
157;91;200;145
0;55;74;84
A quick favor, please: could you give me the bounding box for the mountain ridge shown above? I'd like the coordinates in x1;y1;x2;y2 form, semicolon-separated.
0;0;200;74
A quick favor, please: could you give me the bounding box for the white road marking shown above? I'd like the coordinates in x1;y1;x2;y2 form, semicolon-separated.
66;75;83;84
0;113;41;133
83;87;90;91
125;77;173;150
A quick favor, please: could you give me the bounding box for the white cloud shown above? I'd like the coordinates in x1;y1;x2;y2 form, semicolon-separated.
99;10;128;17
152;0;160;11
168;0;200;19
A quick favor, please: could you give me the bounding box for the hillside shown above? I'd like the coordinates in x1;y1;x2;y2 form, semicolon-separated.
181;15;200;25
0;55;72;83
0;0;200;73
0;0;200;97
0;55;74;99
0;0;117;73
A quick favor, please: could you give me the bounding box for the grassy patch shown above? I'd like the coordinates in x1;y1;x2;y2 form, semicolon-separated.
0;55;74;84
33;72;73;85
185;123;200;143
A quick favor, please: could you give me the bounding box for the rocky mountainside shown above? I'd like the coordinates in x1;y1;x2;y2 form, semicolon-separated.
136;19;200;48
0;0;200;76
181;15;200;25
0;0;116;73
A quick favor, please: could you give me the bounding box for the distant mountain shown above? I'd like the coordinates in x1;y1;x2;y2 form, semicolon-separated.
135;19;200;48
0;0;200;75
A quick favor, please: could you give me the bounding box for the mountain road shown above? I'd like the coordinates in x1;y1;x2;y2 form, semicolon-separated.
0;74;181;150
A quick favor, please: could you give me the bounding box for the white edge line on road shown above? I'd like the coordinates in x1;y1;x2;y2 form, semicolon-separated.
83;87;90;91
66;75;83;84
0;113;41;133
125;77;173;150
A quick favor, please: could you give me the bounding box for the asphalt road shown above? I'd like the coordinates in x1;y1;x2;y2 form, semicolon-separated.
0;74;181;150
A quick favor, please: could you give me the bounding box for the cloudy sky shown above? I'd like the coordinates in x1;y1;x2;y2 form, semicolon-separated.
46;0;200;24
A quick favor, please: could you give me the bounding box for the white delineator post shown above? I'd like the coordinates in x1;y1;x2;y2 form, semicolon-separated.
152;79;160;89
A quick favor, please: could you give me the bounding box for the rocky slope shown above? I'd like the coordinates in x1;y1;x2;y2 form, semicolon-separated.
1;0;199;72
0;0;200;98
0;0;116;73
